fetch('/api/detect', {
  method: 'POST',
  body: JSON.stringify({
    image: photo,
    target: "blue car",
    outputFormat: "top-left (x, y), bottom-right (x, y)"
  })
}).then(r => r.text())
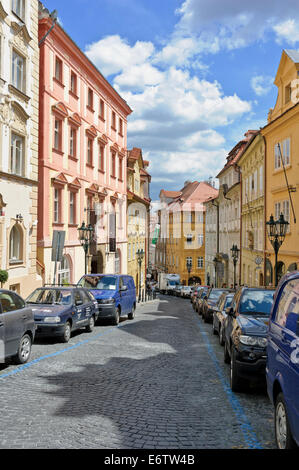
top-left (26, 286), bottom-right (99, 343)
top-left (78, 274), bottom-right (136, 325)
top-left (267, 272), bottom-right (299, 449)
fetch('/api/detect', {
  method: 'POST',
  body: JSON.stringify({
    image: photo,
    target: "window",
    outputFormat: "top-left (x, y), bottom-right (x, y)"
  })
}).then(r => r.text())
top-left (119, 118), bottom-right (123, 136)
top-left (9, 225), bottom-right (22, 263)
top-left (54, 188), bottom-right (61, 223)
top-left (275, 144), bottom-right (281, 169)
top-left (275, 139), bottom-right (290, 169)
top-left (12, 50), bottom-right (25, 92)
top-left (54, 119), bottom-right (62, 151)
top-left (186, 257), bottom-right (192, 267)
top-left (118, 157), bottom-right (123, 180)
top-left (69, 192), bottom-right (76, 225)
top-left (197, 257), bottom-right (204, 269)
top-left (99, 99), bottom-right (105, 119)
top-left (69, 128), bottom-right (76, 157)
top-left (0, 291), bottom-right (25, 312)
top-left (198, 234), bottom-right (204, 246)
top-left (285, 84), bottom-right (292, 104)
top-left (87, 139), bottom-right (93, 166)
top-left (12, 0), bottom-right (25, 20)
top-left (70, 72), bottom-right (77, 95)
top-left (58, 256), bottom-right (70, 285)
top-left (282, 138), bottom-right (290, 166)
top-left (198, 212), bottom-right (204, 223)
top-left (111, 111), bottom-right (116, 129)
top-left (186, 234), bottom-right (193, 244)
top-left (111, 151), bottom-right (116, 177)
top-left (99, 144), bottom-right (105, 171)
top-left (259, 166), bottom-right (263, 195)
top-left (87, 88), bottom-right (93, 109)
top-left (11, 133), bottom-right (24, 176)
top-left (55, 57), bottom-right (63, 82)
top-left (275, 278), bottom-right (299, 332)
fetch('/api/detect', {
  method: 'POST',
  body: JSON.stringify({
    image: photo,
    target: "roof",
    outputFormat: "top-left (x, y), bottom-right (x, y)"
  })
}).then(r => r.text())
top-left (166, 181), bottom-right (218, 211)
top-left (160, 190), bottom-right (182, 199)
top-left (128, 148), bottom-right (142, 160)
top-left (217, 130), bottom-right (259, 178)
top-left (285, 49), bottom-right (299, 63)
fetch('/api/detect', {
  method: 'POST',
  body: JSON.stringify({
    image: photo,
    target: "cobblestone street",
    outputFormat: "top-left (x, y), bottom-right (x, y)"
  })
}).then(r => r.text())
top-left (0, 295), bottom-right (275, 449)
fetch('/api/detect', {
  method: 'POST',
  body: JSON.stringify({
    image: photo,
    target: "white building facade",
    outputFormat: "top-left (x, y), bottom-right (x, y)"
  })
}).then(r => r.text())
top-left (0, 0), bottom-right (41, 296)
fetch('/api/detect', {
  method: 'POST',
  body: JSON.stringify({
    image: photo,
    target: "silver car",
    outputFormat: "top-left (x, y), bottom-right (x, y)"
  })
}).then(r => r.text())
top-left (0, 290), bottom-right (35, 365)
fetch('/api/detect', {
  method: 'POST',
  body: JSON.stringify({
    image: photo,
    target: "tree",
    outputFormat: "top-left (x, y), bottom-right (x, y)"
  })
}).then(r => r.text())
top-left (0, 270), bottom-right (8, 288)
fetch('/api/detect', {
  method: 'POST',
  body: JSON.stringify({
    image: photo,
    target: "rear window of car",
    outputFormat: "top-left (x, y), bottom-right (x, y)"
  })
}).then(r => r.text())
top-left (239, 289), bottom-right (275, 315)
top-left (208, 290), bottom-right (225, 301)
top-left (79, 276), bottom-right (117, 290)
top-left (275, 278), bottom-right (299, 333)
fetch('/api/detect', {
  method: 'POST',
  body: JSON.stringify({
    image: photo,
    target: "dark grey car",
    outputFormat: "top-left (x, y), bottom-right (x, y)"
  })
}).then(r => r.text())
top-left (0, 289), bottom-right (35, 364)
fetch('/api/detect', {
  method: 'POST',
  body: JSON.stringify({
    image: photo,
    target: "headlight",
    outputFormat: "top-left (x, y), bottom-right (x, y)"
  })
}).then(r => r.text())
top-left (44, 316), bottom-right (61, 324)
top-left (240, 335), bottom-right (267, 348)
top-left (99, 298), bottom-right (115, 305)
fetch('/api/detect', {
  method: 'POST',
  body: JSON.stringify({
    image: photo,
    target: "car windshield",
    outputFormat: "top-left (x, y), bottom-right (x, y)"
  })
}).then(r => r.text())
top-left (27, 289), bottom-right (72, 305)
top-left (79, 276), bottom-right (117, 290)
top-left (209, 290), bottom-right (225, 302)
top-left (224, 296), bottom-right (234, 309)
top-left (239, 290), bottom-right (275, 315)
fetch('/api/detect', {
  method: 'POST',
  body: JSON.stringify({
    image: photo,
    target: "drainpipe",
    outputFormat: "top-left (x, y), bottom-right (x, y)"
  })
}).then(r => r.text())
top-left (262, 134), bottom-right (267, 286)
top-left (235, 164), bottom-right (242, 287)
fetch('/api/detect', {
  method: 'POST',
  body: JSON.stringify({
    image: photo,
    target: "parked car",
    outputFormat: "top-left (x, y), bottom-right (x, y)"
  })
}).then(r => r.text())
top-left (191, 286), bottom-right (202, 306)
top-left (212, 292), bottom-right (235, 345)
top-left (78, 274), bottom-right (136, 325)
top-left (195, 287), bottom-right (210, 314)
top-left (202, 288), bottom-right (234, 323)
top-left (180, 286), bottom-right (193, 298)
top-left (223, 287), bottom-right (275, 392)
top-left (0, 289), bottom-right (35, 364)
top-left (266, 272), bottom-right (299, 449)
top-left (26, 286), bottom-right (99, 343)
top-left (174, 285), bottom-right (184, 297)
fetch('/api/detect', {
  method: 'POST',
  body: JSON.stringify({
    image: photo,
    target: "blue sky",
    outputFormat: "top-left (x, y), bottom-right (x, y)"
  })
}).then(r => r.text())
top-left (43, 0), bottom-right (299, 202)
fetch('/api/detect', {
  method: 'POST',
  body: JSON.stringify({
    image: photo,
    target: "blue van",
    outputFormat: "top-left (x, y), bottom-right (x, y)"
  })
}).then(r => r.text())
top-left (78, 274), bottom-right (136, 325)
top-left (267, 271), bottom-right (299, 449)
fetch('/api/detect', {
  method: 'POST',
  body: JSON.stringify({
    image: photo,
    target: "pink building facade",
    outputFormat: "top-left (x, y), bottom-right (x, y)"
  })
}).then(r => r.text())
top-left (37, 6), bottom-right (132, 284)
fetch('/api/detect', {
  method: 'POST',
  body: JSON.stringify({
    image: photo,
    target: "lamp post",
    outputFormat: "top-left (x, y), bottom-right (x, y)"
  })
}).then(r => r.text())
top-left (213, 256), bottom-right (218, 287)
top-left (231, 244), bottom-right (240, 289)
top-left (186, 259), bottom-right (192, 286)
top-left (78, 222), bottom-right (94, 275)
top-left (266, 213), bottom-right (289, 287)
top-left (137, 249), bottom-right (145, 302)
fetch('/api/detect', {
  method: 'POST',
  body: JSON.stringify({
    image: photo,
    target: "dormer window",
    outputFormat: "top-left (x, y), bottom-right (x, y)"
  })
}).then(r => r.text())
top-left (12, 0), bottom-right (25, 21)
top-left (285, 83), bottom-right (292, 104)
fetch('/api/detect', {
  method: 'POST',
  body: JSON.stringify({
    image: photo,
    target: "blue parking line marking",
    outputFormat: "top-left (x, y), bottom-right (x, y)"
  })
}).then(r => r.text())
top-left (194, 314), bottom-right (263, 449)
top-left (0, 323), bottom-right (127, 380)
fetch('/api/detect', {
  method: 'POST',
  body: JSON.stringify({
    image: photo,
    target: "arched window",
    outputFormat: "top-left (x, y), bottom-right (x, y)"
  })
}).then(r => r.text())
top-left (9, 225), bottom-right (23, 263)
top-left (58, 256), bottom-right (70, 285)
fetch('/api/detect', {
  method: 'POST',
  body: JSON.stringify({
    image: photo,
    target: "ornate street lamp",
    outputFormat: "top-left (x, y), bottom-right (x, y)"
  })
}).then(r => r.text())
top-left (231, 244), bottom-right (240, 289)
top-left (266, 213), bottom-right (289, 287)
top-left (213, 256), bottom-right (218, 288)
top-left (137, 249), bottom-right (145, 302)
top-left (186, 259), bottom-right (192, 286)
top-left (78, 222), bottom-right (94, 275)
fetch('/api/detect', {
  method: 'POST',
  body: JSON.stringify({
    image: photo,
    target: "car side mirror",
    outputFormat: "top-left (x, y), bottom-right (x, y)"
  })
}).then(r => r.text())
top-left (226, 307), bottom-right (234, 316)
top-left (120, 286), bottom-right (128, 292)
top-left (76, 300), bottom-right (83, 306)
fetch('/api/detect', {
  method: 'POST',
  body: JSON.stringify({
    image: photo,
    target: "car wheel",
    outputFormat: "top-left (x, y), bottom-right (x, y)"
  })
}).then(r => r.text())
top-left (230, 348), bottom-right (245, 392)
top-left (224, 339), bottom-right (230, 364)
top-left (86, 315), bottom-right (95, 333)
top-left (14, 334), bottom-right (32, 364)
top-left (61, 322), bottom-right (71, 343)
top-left (275, 393), bottom-right (297, 449)
top-left (112, 308), bottom-right (120, 325)
top-left (128, 303), bottom-right (136, 320)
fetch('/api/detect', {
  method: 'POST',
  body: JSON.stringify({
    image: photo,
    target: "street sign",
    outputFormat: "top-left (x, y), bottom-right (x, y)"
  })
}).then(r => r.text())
top-left (51, 230), bottom-right (65, 262)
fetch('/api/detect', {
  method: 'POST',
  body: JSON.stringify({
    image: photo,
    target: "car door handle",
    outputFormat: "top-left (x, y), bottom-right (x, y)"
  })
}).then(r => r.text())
top-left (22, 315), bottom-right (28, 320)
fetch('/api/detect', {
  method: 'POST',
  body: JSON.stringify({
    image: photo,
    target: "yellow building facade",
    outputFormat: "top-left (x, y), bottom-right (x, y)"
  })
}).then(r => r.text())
top-left (238, 133), bottom-right (265, 286)
top-left (127, 148), bottom-right (151, 296)
top-left (262, 50), bottom-right (299, 284)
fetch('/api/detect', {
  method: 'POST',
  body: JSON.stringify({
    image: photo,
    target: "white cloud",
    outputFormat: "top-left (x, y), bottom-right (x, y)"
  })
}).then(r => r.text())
top-left (251, 75), bottom-right (274, 96)
top-left (273, 20), bottom-right (299, 44)
top-left (176, 0), bottom-right (299, 51)
top-left (85, 35), bottom-right (155, 76)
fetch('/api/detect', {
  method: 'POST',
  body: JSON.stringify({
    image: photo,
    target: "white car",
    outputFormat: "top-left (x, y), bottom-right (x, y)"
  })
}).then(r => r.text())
top-left (180, 286), bottom-right (193, 298)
